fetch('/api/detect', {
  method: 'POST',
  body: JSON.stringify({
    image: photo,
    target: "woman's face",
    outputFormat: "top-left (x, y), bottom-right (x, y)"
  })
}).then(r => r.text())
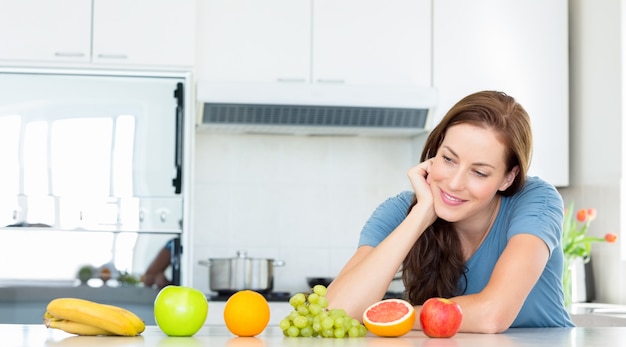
top-left (428, 123), bottom-right (517, 224)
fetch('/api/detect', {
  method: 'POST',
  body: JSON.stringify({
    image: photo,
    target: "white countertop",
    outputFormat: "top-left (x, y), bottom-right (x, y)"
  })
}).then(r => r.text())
top-left (571, 302), bottom-right (626, 318)
top-left (5, 324), bottom-right (626, 347)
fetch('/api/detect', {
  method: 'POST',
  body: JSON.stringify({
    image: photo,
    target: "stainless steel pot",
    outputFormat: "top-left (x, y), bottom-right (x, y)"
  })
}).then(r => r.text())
top-left (198, 250), bottom-right (285, 294)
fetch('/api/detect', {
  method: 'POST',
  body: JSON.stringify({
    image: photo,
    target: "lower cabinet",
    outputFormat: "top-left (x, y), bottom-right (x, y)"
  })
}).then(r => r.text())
top-left (0, 286), bottom-right (159, 325)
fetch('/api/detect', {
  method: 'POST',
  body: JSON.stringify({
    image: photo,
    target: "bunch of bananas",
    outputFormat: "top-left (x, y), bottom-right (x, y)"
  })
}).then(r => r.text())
top-left (44, 298), bottom-right (145, 336)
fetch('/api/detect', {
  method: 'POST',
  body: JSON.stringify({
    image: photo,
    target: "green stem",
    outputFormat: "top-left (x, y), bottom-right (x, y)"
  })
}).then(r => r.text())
top-left (562, 257), bottom-right (572, 309)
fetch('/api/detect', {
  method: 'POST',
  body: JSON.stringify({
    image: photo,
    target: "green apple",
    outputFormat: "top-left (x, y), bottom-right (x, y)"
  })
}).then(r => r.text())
top-left (154, 285), bottom-right (209, 337)
top-left (420, 297), bottom-right (463, 338)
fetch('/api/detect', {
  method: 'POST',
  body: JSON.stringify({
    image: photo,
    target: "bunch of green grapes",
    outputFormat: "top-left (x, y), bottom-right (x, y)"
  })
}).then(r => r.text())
top-left (279, 284), bottom-right (368, 338)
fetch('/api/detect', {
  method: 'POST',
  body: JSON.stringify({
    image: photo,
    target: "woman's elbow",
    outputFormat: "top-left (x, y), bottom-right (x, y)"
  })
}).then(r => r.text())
top-left (472, 312), bottom-right (514, 334)
top-left (478, 322), bottom-right (510, 334)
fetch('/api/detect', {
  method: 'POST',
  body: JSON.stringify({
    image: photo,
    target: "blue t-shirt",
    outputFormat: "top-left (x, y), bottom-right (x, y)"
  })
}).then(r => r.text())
top-left (358, 176), bottom-right (574, 328)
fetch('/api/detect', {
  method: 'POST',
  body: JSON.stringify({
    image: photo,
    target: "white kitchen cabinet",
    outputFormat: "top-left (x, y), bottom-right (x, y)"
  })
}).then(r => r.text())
top-left (199, 0), bottom-right (311, 83)
top-left (0, 0), bottom-right (195, 68)
top-left (433, 0), bottom-right (569, 187)
top-left (92, 0), bottom-right (195, 67)
top-left (198, 0), bottom-right (431, 88)
top-left (0, 0), bottom-right (92, 63)
top-left (312, 0), bottom-right (431, 87)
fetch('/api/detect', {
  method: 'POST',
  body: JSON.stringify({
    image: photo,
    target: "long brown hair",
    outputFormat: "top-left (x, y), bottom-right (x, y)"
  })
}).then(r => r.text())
top-left (402, 91), bottom-right (533, 304)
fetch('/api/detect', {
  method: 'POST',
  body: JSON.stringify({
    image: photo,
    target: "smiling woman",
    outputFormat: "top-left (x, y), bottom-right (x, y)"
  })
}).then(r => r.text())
top-left (326, 90), bottom-right (574, 333)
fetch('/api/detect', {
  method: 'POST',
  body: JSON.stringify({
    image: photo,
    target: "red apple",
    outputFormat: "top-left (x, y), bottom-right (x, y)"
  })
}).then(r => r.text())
top-left (420, 297), bottom-right (463, 338)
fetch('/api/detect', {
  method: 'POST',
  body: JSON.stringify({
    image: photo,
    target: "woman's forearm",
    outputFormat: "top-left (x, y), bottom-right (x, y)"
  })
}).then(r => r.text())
top-left (326, 206), bottom-right (432, 319)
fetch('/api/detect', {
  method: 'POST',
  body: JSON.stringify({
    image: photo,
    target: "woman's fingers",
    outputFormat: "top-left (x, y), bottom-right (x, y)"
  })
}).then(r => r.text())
top-left (408, 159), bottom-right (433, 193)
top-left (408, 159), bottom-right (437, 223)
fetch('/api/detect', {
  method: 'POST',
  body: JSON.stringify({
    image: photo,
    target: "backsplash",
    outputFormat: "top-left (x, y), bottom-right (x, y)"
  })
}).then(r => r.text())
top-left (191, 132), bottom-right (424, 295)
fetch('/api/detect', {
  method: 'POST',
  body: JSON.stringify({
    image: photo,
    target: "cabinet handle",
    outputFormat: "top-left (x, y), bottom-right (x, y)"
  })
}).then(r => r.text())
top-left (54, 52), bottom-right (86, 58)
top-left (316, 79), bottom-right (345, 84)
top-left (277, 78), bottom-right (307, 83)
top-left (96, 54), bottom-right (128, 60)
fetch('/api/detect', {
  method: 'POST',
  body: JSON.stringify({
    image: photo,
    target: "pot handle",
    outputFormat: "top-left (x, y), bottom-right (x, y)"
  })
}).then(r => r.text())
top-left (273, 260), bottom-right (286, 267)
top-left (198, 260), bottom-right (211, 267)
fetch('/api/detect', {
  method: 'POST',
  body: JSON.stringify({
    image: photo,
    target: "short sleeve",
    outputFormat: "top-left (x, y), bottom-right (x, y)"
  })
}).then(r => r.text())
top-left (507, 177), bottom-right (564, 255)
top-left (358, 191), bottom-right (414, 247)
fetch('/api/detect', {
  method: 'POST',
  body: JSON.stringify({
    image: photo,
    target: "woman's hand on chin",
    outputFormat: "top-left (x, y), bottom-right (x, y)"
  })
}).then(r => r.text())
top-left (408, 159), bottom-right (437, 223)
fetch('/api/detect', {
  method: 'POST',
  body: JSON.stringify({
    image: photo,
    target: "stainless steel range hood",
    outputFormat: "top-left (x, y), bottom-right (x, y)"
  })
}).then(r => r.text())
top-left (196, 81), bottom-right (438, 136)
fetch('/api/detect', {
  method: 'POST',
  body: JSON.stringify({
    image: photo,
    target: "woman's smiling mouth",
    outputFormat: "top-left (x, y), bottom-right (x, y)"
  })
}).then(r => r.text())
top-left (440, 189), bottom-right (465, 206)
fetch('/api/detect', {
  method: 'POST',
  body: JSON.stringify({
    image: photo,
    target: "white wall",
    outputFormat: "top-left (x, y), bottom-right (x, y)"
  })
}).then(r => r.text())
top-left (188, 0), bottom-right (626, 304)
top-left (190, 132), bottom-right (425, 295)
top-left (558, 0), bottom-right (625, 304)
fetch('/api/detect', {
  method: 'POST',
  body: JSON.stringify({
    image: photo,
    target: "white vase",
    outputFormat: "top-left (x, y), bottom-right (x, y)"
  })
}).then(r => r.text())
top-left (570, 257), bottom-right (588, 303)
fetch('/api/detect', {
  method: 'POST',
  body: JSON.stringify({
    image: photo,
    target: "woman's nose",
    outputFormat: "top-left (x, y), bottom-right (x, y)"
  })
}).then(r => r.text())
top-left (448, 168), bottom-right (465, 190)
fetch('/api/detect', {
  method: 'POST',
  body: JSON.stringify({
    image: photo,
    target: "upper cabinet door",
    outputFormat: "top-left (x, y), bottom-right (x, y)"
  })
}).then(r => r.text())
top-left (433, 0), bottom-right (569, 186)
top-left (0, 0), bottom-right (91, 63)
top-left (92, 0), bottom-right (196, 67)
top-left (312, 0), bottom-right (431, 87)
top-left (197, 0), bottom-right (311, 83)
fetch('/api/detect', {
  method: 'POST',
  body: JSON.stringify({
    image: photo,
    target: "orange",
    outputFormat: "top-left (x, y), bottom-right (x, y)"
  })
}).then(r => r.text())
top-left (363, 299), bottom-right (416, 337)
top-left (223, 290), bottom-right (270, 337)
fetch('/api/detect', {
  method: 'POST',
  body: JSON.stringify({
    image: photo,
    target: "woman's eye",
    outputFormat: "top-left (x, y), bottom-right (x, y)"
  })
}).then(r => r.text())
top-left (473, 170), bottom-right (488, 178)
top-left (442, 155), bottom-right (453, 163)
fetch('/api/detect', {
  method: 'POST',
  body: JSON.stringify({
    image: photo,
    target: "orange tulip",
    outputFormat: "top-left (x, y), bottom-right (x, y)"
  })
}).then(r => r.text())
top-left (586, 208), bottom-right (597, 222)
top-left (563, 202), bottom-right (615, 261)
top-left (576, 209), bottom-right (587, 222)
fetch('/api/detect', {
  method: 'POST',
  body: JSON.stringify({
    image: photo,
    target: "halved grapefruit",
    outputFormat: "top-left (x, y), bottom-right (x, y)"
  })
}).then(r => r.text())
top-left (363, 299), bottom-right (416, 337)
